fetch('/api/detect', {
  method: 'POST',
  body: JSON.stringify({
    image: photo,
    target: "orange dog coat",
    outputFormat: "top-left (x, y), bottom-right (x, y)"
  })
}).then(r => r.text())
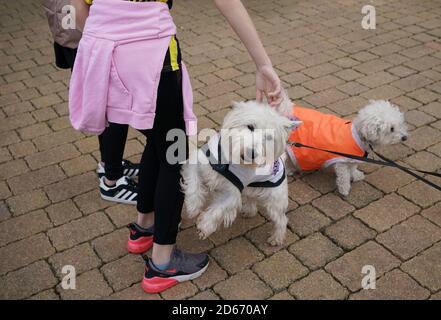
top-left (287, 105), bottom-right (367, 171)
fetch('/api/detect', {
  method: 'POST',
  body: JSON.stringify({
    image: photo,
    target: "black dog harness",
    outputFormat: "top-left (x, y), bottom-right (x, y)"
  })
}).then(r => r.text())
top-left (201, 135), bottom-right (286, 192)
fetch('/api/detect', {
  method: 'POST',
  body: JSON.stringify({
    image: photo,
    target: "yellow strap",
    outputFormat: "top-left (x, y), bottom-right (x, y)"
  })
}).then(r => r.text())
top-left (169, 36), bottom-right (179, 71)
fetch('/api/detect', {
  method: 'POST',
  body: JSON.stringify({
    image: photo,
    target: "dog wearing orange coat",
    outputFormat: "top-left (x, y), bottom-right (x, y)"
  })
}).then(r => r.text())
top-left (276, 93), bottom-right (408, 196)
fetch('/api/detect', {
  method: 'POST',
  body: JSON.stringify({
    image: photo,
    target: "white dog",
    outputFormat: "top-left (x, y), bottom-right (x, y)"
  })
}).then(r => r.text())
top-left (181, 101), bottom-right (301, 245)
top-left (277, 96), bottom-right (408, 196)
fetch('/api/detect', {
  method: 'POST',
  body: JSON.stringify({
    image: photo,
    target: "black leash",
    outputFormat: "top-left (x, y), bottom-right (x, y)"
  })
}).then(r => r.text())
top-left (288, 141), bottom-right (441, 191)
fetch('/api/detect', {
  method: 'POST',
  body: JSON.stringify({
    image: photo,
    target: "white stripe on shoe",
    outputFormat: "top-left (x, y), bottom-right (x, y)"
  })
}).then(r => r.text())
top-left (127, 192), bottom-right (137, 202)
top-left (115, 189), bottom-right (127, 199)
top-left (100, 194), bottom-right (137, 205)
top-left (122, 191), bottom-right (133, 200)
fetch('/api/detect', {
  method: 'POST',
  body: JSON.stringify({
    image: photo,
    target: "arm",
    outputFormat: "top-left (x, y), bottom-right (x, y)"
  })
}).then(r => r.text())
top-left (71, 0), bottom-right (90, 32)
top-left (213, 0), bottom-right (282, 105)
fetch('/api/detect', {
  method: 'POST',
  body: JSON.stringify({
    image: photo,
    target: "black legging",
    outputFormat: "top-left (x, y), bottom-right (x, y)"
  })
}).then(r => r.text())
top-left (98, 123), bottom-right (128, 180)
top-left (137, 70), bottom-right (186, 245)
top-left (100, 71), bottom-right (185, 244)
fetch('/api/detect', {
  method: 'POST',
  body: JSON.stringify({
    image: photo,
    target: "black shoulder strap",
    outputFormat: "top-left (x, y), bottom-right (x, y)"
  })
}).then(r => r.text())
top-left (201, 142), bottom-right (245, 192)
top-left (201, 140), bottom-right (287, 192)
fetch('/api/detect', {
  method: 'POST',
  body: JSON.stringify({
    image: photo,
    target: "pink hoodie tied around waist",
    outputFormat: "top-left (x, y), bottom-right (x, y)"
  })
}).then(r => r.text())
top-left (69, 0), bottom-right (197, 135)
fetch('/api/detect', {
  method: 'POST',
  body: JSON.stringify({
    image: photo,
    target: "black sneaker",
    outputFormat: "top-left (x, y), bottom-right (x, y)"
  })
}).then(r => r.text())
top-left (97, 160), bottom-right (139, 179)
top-left (127, 223), bottom-right (154, 254)
top-left (141, 248), bottom-right (209, 293)
top-left (99, 176), bottom-right (138, 205)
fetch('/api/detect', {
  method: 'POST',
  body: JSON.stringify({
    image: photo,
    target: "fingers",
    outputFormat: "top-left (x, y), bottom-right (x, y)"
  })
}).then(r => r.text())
top-left (267, 84), bottom-right (282, 106)
top-left (264, 70), bottom-right (282, 106)
top-left (256, 66), bottom-right (283, 106)
top-left (256, 89), bottom-right (263, 102)
top-left (267, 85), bottom-right (282, 99)
top-left (258, 87), bottom-right (283, 106)
top-left (269, 95), bottom-right (283, 107)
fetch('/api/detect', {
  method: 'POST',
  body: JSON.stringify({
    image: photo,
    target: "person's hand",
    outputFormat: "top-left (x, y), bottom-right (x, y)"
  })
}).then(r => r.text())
top-left (255, 65), bottom-right (283, 107)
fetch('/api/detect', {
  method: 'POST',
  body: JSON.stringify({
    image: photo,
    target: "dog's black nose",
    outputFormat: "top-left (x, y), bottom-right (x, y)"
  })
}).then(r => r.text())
top-left (401, 136), bottom-right (408, 141)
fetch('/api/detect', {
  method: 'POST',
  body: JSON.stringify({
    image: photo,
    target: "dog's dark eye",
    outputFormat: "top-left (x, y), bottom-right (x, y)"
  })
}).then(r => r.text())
top-left (391, 127), bottom-right (395, 132)
top-left (247, 125), bottom-right (255, 132)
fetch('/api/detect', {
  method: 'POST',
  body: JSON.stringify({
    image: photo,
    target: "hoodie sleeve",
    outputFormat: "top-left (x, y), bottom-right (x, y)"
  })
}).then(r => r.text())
top-left (69, 36), bottom-right (113, 134)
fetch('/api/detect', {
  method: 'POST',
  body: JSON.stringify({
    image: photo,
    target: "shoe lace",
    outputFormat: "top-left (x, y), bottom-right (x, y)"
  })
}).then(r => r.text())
top-left (124, 177), bottom-right (137, 188)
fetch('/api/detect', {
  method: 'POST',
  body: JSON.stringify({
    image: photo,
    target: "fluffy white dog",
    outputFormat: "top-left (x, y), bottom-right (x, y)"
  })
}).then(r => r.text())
top-left (277, 96), bottom-right (408, 196)
top-left (181, 101), bottom-right (301, 245)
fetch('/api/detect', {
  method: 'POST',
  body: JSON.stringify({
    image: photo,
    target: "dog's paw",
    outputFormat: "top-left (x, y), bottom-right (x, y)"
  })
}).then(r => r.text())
top-left (196, 216), bottom-right (216, 240)
top-left (351, 169), bottom-right (365, 182)
top-left (197, 228), bottom-right (209, 240)
top-left (223, 211), bottom-right (237, 228)
top-left (338, 188), bottom-right (350, 197)
top-left (267, 234), bottom-right (284, 247)
top-left (197, 224), bottom-right (214, 240)
top-left (242, 206), bottom-right (257, 218)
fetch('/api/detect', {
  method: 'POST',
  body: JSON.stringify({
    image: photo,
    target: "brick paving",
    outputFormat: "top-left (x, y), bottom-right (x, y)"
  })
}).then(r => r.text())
top-left (1, 0), bottom-right (441, 300)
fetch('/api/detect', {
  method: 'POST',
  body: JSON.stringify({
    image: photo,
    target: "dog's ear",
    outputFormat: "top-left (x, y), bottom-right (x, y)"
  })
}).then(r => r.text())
top-left (280, 117), bottom-right (302, 133)
top-left (289, 120), bottom-right (302, 130)
top-left (232, 101), bottom-right (247, 109)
